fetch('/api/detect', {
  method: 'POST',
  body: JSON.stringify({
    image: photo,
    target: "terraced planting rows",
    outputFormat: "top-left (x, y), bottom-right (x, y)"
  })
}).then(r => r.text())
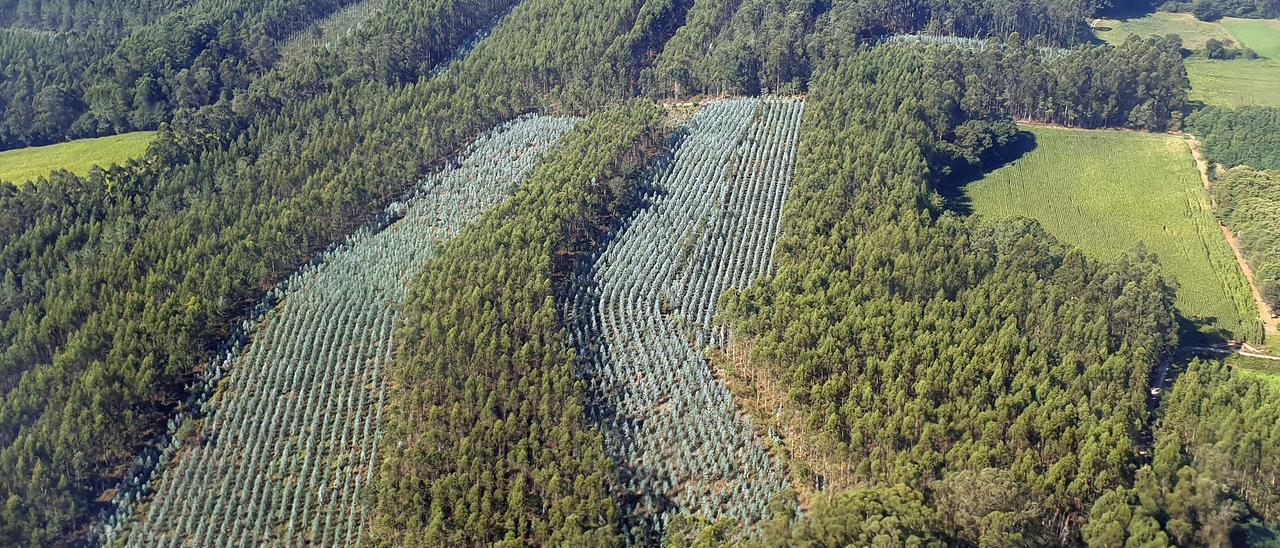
top-left (564, 98), bottom-right (804, 540)
top-left (102, 116), bottom-right (577, 546)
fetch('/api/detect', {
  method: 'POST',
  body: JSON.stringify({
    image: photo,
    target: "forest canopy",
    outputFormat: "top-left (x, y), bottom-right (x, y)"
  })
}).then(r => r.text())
top-left (1, 0), bottom-right (1277, 544)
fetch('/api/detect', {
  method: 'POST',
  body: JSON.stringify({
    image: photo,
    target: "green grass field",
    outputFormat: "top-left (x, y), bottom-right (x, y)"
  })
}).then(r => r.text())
top-left (966, 126), bottom-right (1261, 342)
top-left (0, 131), bottom-right (156, 185)
top-left (1094, 12), bottom-right (1238, 50)
top-left (1093, 14), bottom-right (1280, 108)
top-left (1185, 57), bottom-right (1280, 107)
top-left (1221, 17), bottom-right (1280, 60)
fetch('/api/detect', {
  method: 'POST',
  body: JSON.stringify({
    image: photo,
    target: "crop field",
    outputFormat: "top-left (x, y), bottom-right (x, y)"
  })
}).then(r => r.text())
top-left (0, 131), bottom-right (155, 184)
top-left (1221, 17), bottom-right (1280, 60)
top-left (1094, 12), bottom-right (1238, 50)
top-left (564, 98), bottom-right (803, 540)
top-left (966, 126), bottom-right (1261, 343)
top-left (101, 117), bottom-right (576, 545)
top-left (1193, 18), bottom-right (1280, 107)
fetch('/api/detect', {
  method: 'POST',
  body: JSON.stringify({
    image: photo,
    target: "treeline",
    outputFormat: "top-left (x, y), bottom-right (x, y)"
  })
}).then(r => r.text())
top-left (1211, 167), bottom-right (1280, 313)
top-left (643, 0), bottom-right (1099, 97)
top-left (0, 0), bottom-right (186, 32)
top-left (937, 35), bottom-right (1189, 131)
top-left (1085, 359), bottom-right (1280, 545)
top-left (1161, 0), bottom-right (1280, 20)
top-left (371, 102), bottom-right (665, 546)
top-left (650, 24), bottom-right (1187, 132)
top-left (812, 0), bottom-right (1096, 49)
top-left (1187, 106), bottom-right (1280, 170)
top-left (0, 0), bottom-right (622, 541)
top-left (718, 45), bottom-right (1180, 543)
top-left (0, 0), bottom-right (359, 149)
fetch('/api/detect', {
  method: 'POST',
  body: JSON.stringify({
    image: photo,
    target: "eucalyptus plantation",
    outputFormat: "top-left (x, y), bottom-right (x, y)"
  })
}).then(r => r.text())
top-left (564, 98), bottom-right (804, 541)
top-left (105, 116), bottom-right (577, 546)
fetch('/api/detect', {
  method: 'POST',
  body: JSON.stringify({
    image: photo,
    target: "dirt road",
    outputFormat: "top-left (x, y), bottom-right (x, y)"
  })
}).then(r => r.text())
top-left (1185, 136), bottom-right (1280, 342)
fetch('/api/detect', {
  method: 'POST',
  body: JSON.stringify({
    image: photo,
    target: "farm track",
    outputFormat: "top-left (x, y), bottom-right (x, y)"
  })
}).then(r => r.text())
top-left (1186, 136), bottom-right (1280, 343)
top-left (105, 117), bottom-right (576, 546)
top-left (565, 98), bottom-right (804, 541)
top-left (1147, 137), bottom-right (1280, 395)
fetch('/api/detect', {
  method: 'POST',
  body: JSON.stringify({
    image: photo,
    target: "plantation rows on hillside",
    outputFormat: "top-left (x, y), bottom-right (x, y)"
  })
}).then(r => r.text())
top-left (1, 0), bottom-right (645, 540)
top-left (370, 103), bottom-right (667, 546)
top-left (107, 117), bottom-right (575, 545)
top-left (564, 98), bottom-right (803, 541)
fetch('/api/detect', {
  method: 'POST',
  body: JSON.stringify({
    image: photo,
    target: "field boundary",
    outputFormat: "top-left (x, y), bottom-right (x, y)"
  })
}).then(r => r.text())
top-left (1186, 136), bottom-right (1280, 343)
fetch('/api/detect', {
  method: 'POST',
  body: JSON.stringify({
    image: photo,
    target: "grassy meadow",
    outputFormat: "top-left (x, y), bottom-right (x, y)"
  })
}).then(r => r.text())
top-left (1094, 12), bottom-right (1239, 49)
top-left (1185, 57), bottom-right (1280, 107)
top-left (1094, 13), bottom-right (1280, 108)
top-left (966, 126), bottom-right (1261, 343)
top-left (0, 131), bottom-right (156, 185)
top-left (1221, 17), bottom-right (1280, 60)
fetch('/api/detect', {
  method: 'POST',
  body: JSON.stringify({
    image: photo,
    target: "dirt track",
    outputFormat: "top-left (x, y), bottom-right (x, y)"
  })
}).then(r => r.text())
top-left (1185, 136), bottom-right (1280, 342)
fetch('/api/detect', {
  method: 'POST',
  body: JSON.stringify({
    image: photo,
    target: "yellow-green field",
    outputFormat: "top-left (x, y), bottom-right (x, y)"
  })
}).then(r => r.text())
top-left (0, 131), bottom-right (156, 185)
top-left (1221, 17), bottom-right (1280, 60)
top-left (1094, 12), bottom-right (1239, 49)
top-left (1094, 14), bottom-right (1280, 107)
top-left (1185, 57), bottom-right (1280, 107)
top-left (967, 126), bottom-right (1261, 342)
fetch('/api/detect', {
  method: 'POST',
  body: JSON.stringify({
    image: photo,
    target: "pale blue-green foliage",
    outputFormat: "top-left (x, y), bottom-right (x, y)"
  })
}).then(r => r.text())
top-left (564, 98), bottom-right (804, 542)
top-left (97, 116), bottom-right (577, 547)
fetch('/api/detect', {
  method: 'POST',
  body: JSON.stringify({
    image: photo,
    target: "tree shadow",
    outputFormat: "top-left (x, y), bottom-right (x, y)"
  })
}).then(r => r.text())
top-left (1233, 518), bottom-right (1280, 547)
top-left (939, 130), bottom-right (1038, 216)
top-left (1177, 312), bottom-right (1233, 347)
top-left (1097, 0), bottom-right (1159, 20)
top-left (1086, 1), bottom-right (1160, 46)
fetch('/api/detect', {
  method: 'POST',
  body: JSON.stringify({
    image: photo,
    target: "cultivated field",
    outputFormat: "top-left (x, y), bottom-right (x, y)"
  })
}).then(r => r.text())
top-left (966, 126), bottom-right (1261, 343)
top-left (1196, 17), bottom-right (1280, 107)
top-left (101, 117), bottom-right (576, 545)
top-left (1230, 353), bottom-right (1280, 387)
top-left (0, 131), bottom-right (155, 184)
top-left (564, 98), bottom-right (803, 540)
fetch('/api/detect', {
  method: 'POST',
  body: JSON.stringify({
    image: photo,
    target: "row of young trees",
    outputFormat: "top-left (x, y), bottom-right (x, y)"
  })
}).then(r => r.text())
top-left (370, 102), bottom-right (667, 546)
top-left (0, 0), bottom-right (625, 541)
top-left (0, 0), bottom-right (1261, 544)
top-left (112, 115), bottom-right (577, 546)
top-left (563, 99), bottom-right (803, 542)
top-left (717, 45), bottom-right (1182, 544)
